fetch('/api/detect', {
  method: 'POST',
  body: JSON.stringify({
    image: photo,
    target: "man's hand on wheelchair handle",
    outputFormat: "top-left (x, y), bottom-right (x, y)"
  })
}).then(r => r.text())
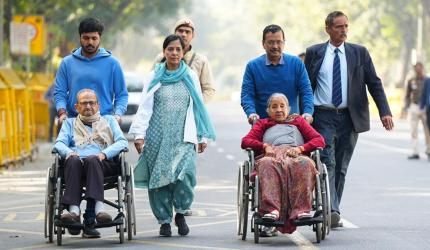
top-left (114, 114), bottom-right (121, 124)
top-left (248, 113), bottom-right (259, 125)
top-left (302, 113), bottom-right (313, 124)
top-left (57, 108), bottom-right (68, 125)
top-left (134, 139), bottom-right (145, 154)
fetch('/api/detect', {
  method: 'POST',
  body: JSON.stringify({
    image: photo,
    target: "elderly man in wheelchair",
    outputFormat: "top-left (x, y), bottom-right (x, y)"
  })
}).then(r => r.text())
top-left (53, 89), bottom-right (128, 238)
top-left (240, 93), bottom-right (326, 239)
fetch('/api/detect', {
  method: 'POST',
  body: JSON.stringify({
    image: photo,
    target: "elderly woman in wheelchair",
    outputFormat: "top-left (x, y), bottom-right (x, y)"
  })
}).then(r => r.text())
top-left (52, 89), bottom-right (128, 239)
top-left (241, 93), bottom-right (325, 235)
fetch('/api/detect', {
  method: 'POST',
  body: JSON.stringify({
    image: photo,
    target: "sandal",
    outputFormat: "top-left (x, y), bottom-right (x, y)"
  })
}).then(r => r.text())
top-left (262, 210), bottom-right (279, 222)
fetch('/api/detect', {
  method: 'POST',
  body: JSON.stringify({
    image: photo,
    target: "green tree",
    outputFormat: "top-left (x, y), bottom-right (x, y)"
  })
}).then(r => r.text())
top-left (5, 0), bottom-right (189, 71)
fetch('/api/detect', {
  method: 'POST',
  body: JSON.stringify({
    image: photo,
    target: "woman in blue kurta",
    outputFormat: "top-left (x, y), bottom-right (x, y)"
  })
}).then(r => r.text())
top-left (129, 35), bottom-right (216, 237)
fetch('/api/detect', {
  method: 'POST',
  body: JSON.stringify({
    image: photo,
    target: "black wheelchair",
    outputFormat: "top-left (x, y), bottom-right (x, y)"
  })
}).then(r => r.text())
top-left (237, 147), bottom-right (331, 243)
top-left (44, 148), bottom-right (136, 245)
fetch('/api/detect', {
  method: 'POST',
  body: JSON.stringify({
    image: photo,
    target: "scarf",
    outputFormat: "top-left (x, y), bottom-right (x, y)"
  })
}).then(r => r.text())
top-left (74, 112), bottom-right (114, 148)
top-left (149, 60), bottom-right (216, 140)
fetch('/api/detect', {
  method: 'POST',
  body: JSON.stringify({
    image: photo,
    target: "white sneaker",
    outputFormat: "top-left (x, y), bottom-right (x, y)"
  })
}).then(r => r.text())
top-left (259, 226), bottom-right (278, 237)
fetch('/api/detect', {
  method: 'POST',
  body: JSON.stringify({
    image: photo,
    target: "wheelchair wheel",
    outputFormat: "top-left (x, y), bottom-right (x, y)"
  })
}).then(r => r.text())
top-left (55, 177), bottom-right (63, 246)
top-left (126, 193), bottom-right (133, 240)
top-left (124, 162), bottom-right (135, 241)
top-left (252, 213), bottom-right (260, 244)
top-left (56, 226), bottom-right (62, 246)
top-left (236, 164), bottom-right (243, 236)
top-left (314, 171), bottom-right (323, 243)
top-left (130, 167), bottom-right (137, 236)
top-left (241, 161), bottom-right (250, 240)
top-left (117, 176), bottom-right (125, 244)
top-left (44, 167), bottom-right (54, 243)
top-left (315, 222), bottom-right (322, 243)
top-left (322, 163), bottom-right (331, 237)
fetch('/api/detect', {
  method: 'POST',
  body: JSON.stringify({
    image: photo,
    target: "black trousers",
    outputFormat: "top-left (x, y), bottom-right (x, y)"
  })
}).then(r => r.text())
top-left (61, 155), bottom-right (118, 206)
top-left (312, 108), bottom-right (359, 213)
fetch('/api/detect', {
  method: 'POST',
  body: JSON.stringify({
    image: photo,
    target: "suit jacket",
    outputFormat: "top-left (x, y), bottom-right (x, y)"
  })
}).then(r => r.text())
top-left (419, 77), bottom-right (430, 109)
top-left (305, 42), bottom-right (392, 133)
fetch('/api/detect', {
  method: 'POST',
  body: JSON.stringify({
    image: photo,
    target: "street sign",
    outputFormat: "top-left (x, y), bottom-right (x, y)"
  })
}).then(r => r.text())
top-left (10, 15), bottom-right (45, 56)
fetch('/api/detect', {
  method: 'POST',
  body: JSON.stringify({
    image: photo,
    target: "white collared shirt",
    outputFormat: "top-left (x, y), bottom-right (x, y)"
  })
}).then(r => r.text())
top-left (314, 42), bottom-right (348, 108)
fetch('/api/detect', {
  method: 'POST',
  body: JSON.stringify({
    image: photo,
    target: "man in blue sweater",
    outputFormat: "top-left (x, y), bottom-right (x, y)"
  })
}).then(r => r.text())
top-left (54, 17), bottom-right (128, 124)
top-left (54, 89), bottom-right (128, 238)
top-left (241, 24), bottom-right (313, 124)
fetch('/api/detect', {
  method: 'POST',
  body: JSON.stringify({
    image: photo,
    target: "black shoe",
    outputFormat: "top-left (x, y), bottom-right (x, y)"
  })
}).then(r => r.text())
top-left (331, 211), bottom-right (342, 228)
top-left (82, 227), bottom-right (100, 238)
top-left (175, 213), bottom-right (190, 236)
top-left (408, 154), bottom-right (420, 160)
top-left (82, 216), bottom-right (100, 238)
top-left (159, 223), bottom-right (172, 237)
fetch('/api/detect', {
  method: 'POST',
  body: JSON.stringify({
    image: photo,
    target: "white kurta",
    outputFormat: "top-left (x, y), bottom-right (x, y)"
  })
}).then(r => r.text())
top-left (128, 69), bottom-right (206, 145)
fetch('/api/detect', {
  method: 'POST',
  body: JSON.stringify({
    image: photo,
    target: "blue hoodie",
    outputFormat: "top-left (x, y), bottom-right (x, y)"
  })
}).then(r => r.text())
top-left (54, 47), bottom-right (128, 117)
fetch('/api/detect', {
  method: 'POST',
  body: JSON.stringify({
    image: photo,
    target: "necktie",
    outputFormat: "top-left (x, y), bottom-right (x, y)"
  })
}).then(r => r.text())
top-left (332, 48), bottom-right (342, 107)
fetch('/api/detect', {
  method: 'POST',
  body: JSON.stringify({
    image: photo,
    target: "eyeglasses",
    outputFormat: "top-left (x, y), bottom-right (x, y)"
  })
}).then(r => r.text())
top-left (78, 101), bottom-right (98, 107)
top-left (265, 40), bottom-right (285, 46)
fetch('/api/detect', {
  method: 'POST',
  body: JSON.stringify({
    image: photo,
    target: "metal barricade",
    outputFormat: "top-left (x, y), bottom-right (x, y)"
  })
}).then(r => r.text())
top-left (0, 68), bottom-right (35, 163)
top-left (22, 72), bottom-right (52, 142)
top-left (0, 78), bottom-right (14, 167)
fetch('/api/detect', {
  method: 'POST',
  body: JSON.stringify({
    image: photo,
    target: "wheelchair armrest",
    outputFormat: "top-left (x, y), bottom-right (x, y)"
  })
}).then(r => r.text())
top-left (120, 147), bottom-right (129, 153)
top-left (51, 148), bottom-right (59, 154)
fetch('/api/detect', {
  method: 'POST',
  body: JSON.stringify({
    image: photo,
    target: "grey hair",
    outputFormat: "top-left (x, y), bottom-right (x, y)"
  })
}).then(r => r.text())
top-left (76, 88), bottom-right (98, 101)
top-left (325, 11), bottom-right (348, 27)
top-left (266, 93), bottom-right (289, 111)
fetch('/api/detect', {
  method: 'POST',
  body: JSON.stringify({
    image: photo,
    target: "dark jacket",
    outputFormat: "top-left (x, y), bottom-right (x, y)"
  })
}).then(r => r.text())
top-left (419, 77), bottom-right (430, 110)
top-left (305, 41), bottom-right (392, 133)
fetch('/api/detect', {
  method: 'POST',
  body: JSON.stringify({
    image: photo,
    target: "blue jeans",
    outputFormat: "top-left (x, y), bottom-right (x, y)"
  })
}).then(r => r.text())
top-left (312, 107), bottom-right (358, 213)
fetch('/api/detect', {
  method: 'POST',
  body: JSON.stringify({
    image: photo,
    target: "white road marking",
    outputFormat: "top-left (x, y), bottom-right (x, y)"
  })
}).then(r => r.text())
top-left (287, 231), bottom-right (318, 250)
top-left (360, 138), bottom-right (409, 154)
top-left (132, 239), bottom-right (239, 250)
top-left (192, 201), bottom-right (236, 208)
top-left (217, 148), bottom-right (225, 153)
top-left (192, 209), bottom-right (208, 217)
top-left (195, 185), bottom-right (236, 191)
top-left (4, 213), bottom-right (16, 222)
top-left (217, 211), bottom-right (236, 217)
top-left (35, 213), bottom-right (44, 221)
top-left (341, 218), bottom-right (359, 228)
top-left (226, 154), bottom-right (235, 160)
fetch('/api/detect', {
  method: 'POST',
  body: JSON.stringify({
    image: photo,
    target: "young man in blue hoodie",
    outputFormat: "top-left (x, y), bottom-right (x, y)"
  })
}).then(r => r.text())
top-left (54, 17), bottom-right (128, 124)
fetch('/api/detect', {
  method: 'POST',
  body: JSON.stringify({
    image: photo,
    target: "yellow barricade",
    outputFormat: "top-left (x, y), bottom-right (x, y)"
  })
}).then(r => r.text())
top-left (21, 72), bottom-right (53, 141)
top-left (0, 68), bottom-right (35, 163)
top-left (0, 78), bottom-right (14, 167)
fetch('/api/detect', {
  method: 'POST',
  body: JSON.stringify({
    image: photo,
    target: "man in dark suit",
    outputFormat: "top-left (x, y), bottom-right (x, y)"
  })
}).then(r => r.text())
top-left (305, 11), bottom-right (394, 228)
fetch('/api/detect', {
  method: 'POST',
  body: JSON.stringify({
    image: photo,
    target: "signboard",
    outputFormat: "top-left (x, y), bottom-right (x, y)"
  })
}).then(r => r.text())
top-left (10, 15), bottom-right (45, 56)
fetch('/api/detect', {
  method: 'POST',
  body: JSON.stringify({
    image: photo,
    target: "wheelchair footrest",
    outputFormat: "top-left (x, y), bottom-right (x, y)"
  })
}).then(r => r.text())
top-left (254, 217), bottom-right (285, 227)
top-left (293, 214), bottom-right (324, 226)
